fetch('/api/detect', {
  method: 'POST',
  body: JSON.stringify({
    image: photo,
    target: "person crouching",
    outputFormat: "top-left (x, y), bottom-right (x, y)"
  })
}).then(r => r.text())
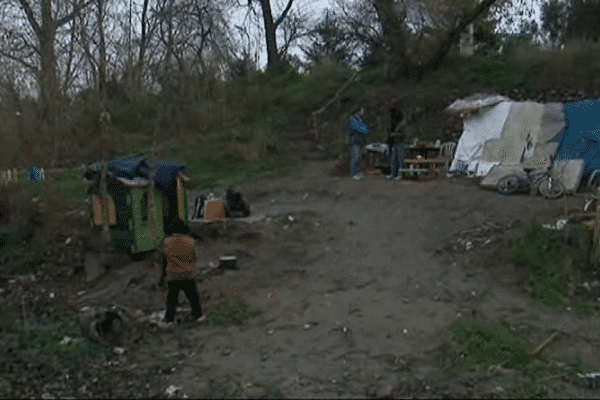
top-left (162, 219), bottom-right (205, 324)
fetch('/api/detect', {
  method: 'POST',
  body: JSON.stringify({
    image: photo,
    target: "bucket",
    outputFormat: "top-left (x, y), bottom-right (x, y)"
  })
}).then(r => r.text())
top-left (219, 255), bottom-right (237, 269)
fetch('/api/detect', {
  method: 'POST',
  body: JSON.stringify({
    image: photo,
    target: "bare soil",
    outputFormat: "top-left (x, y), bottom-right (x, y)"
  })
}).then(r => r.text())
top-left (4, 159), bottom-right (600, 398)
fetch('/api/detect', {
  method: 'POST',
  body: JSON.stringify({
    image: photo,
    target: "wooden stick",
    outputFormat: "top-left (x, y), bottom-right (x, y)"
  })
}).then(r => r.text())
top-left (531, 331), bottom-right (558, 356)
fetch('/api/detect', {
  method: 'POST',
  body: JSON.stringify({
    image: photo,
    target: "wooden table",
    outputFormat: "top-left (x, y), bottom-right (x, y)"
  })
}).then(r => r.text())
top-left (402, 145), bottom-right (445, 177)
top-left (401, 158), bottom-right (447, 177)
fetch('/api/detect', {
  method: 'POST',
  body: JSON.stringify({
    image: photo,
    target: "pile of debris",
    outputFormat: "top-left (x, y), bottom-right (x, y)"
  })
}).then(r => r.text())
top-left (441, 219), bottom-right (518, 253)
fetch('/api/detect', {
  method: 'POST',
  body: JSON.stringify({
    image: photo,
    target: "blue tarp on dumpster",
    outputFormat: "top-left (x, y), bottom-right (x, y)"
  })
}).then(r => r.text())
top-left (93, 156), bottom-right (186, 196)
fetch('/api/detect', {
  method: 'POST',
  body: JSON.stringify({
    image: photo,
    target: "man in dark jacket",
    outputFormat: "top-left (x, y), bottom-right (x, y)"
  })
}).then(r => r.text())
top-left (347, 107), bottom-right (370, 180)
top-left (161, 219), bottom-right (204, 324)
top-left (386, 108), bottom-right (406, 180)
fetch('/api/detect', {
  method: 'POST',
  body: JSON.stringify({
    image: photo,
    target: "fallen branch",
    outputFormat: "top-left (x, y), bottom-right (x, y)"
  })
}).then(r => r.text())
top-left (531, 331), bottom-right (558, 356)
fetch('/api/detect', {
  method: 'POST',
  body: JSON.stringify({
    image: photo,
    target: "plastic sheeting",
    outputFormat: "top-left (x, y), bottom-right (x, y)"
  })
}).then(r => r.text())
top-left (446, 93), bottom-right (510, 114)
top-left (450, 100), bottom-right (566, 178)
top-left (90, 156), bottom-right (187, 196)
top-left (449, 101), bottom-right (513, 175)
top-left (554, 100), bottom-right (600, 186)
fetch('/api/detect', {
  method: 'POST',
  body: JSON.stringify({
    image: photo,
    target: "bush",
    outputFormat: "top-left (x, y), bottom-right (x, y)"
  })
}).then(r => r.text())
top-left (510, 222), bottom-right (593, 305)
top-left (442, 319), bottom-right (531, 370)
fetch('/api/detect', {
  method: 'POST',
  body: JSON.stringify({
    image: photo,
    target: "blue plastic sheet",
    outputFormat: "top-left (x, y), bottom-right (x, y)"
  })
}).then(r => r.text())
top-left (554, 100), bottom-right (600, 186)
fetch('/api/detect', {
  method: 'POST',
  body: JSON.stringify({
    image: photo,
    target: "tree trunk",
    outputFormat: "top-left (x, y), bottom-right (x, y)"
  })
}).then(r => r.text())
top-left (258, 0), bottom-right (279, 70)
top-left (39, 0), bottom-right (61, 167)
top-left (98, 0), bottom-right (107, 97)
top-left (373, 0), bottom-right (412, 86)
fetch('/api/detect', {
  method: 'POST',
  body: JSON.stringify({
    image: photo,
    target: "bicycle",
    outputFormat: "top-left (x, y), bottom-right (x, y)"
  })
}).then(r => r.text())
top-left (496, 166), bottom-right (565, 199)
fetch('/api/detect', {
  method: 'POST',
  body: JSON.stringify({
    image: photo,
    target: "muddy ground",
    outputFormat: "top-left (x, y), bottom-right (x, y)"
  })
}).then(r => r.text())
top-left (4, 159), bottom-right (600, 398)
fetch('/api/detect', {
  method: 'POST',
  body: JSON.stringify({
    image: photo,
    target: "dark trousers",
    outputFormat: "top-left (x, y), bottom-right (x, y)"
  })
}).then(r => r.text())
top-left (389, 141), bottom-right (405, 177)
top-left (165, 279), bottom-right (202, 322)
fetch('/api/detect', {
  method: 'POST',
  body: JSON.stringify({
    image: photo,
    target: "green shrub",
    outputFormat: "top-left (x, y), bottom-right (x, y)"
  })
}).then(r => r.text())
top-left (510, 222), bottom-right (593, 306)
top-left (6, 320), bottom-right (106, 379)
top-left (444, 319), bottom-right (531, 370)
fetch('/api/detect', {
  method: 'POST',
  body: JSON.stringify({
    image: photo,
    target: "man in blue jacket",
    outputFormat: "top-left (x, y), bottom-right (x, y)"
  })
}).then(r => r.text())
top-left (347, 107), bottom-right (370, 180)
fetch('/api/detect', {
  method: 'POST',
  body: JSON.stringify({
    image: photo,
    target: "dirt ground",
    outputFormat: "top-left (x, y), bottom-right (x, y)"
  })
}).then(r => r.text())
top-left (6, 159), bottom-right (600, 398)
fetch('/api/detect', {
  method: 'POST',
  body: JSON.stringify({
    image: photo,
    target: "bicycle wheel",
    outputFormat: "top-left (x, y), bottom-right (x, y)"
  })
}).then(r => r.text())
top-left (497, 175), bottom-right (522, 195)
top-left (538, 175), bottom-right (565, 199)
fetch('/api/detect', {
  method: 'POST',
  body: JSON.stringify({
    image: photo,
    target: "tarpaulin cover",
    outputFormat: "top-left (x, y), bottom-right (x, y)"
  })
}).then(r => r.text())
top-left (554, 100), bottom-right (600, 186)
top-left (449, 99), bottom-right (566, 178)
top-left (102, 156), bottom-right (186, 196)
top-left (449, 101), bottom-right (513, 175)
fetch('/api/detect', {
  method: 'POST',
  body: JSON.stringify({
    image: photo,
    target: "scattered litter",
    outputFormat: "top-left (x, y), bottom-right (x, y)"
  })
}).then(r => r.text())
top-left (138, 310), bottom-right (166, 324)
top-left (49, 292), bottom-right (55, 299)
top-left (80, 306), bottom-right (90, 312)
top-left (578, 372), bottom-right (600, 388)
top-left (0, 288), bottom-right (4, 295)
top-left (315, 222), bottom-right (320, 227)
top-left (8, 280), bottom-right (15, 284)
top-left (303, 193), bottom-right (309, 200)
top-left (542, 219), bottom-right (568, 230)
top-left (165, 385), bottom-right (181, 397)
top-left (267, 293), bottom-right (273, 298)
top-left (403, 329), bottom-right (408, 334)
top-left (578, 372), bottom-right (600, 379)
top-left (59, 336), bottom-right (81, 345)
top-left (208, 261), bottom-right (218, 269)
top-left (443, 219), bottom-right (517, 252)
top-left (325, 247), bottom-right (330, 251)
top-left (331, 379), bottom-right (337, 383)
top-left (65, 237), bottom-right (72, 245)
top-left (113, 347), bottom-right (127, 355)
top-left (241, 380), bottom-right (253, 389)
top-left (304, 324), bottom-right (311, 330)
top-left (283, 225), bottom-right (289, 230)
top-left (268, 329), bottom-right (274, 335)
top-left (78, 290), bottom-right (86, 296)
top-left (567, 307), bottom-right (572, 311)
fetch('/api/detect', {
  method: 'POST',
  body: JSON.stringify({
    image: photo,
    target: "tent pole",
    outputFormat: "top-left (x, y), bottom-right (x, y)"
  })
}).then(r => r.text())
top-left (593, 188), bottom-right (600, 267)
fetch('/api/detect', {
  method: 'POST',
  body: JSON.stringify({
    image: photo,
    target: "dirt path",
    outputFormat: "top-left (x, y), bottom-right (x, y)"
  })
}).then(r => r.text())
top-left (118, 160), bottom-right (594, 398)
top-left (62, 159), bottom-right (600, 398)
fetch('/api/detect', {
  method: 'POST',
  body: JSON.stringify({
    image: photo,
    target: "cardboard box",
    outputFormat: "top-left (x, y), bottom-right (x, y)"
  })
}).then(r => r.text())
top-left (203, 200), bottom-right (228, 223)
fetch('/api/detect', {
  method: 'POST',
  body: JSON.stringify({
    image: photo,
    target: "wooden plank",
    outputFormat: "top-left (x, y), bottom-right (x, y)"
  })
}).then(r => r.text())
top-left (177, 177), bottom-right (184, 220)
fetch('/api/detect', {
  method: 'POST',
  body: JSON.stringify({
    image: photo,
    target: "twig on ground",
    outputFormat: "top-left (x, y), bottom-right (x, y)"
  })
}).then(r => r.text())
top-left (531, 331), bottom-right (559, 356)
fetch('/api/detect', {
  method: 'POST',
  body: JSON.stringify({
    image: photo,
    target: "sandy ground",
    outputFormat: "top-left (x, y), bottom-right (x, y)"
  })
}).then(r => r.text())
top-left (60, 160), bottom-right (600, 398)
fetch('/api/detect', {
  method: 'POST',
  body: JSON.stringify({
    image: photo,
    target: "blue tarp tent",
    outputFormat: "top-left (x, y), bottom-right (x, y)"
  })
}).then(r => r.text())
top-left (554, 100), bottom-right (600, 186)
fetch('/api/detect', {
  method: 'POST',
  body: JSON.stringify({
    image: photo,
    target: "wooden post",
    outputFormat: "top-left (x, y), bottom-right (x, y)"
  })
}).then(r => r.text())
top-left (593, 188), bottom-right (600, 266)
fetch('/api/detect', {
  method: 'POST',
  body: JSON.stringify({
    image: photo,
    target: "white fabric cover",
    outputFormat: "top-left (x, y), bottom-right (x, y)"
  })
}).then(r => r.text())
top-left (449, 101), bottom-right (513, 175)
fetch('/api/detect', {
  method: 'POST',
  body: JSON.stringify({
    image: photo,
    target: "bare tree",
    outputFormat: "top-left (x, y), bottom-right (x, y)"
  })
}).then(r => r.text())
top-left (335, 0), bottom-right (501, 84)
top-left (246, 0), bottom-right (296, 70)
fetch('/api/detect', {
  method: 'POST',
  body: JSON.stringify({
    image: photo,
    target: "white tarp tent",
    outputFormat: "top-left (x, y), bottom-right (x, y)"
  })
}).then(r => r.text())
top-left (447, 95), bottom-right (567, 181)
top-left (448, 100), bottom-right (514, 176)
